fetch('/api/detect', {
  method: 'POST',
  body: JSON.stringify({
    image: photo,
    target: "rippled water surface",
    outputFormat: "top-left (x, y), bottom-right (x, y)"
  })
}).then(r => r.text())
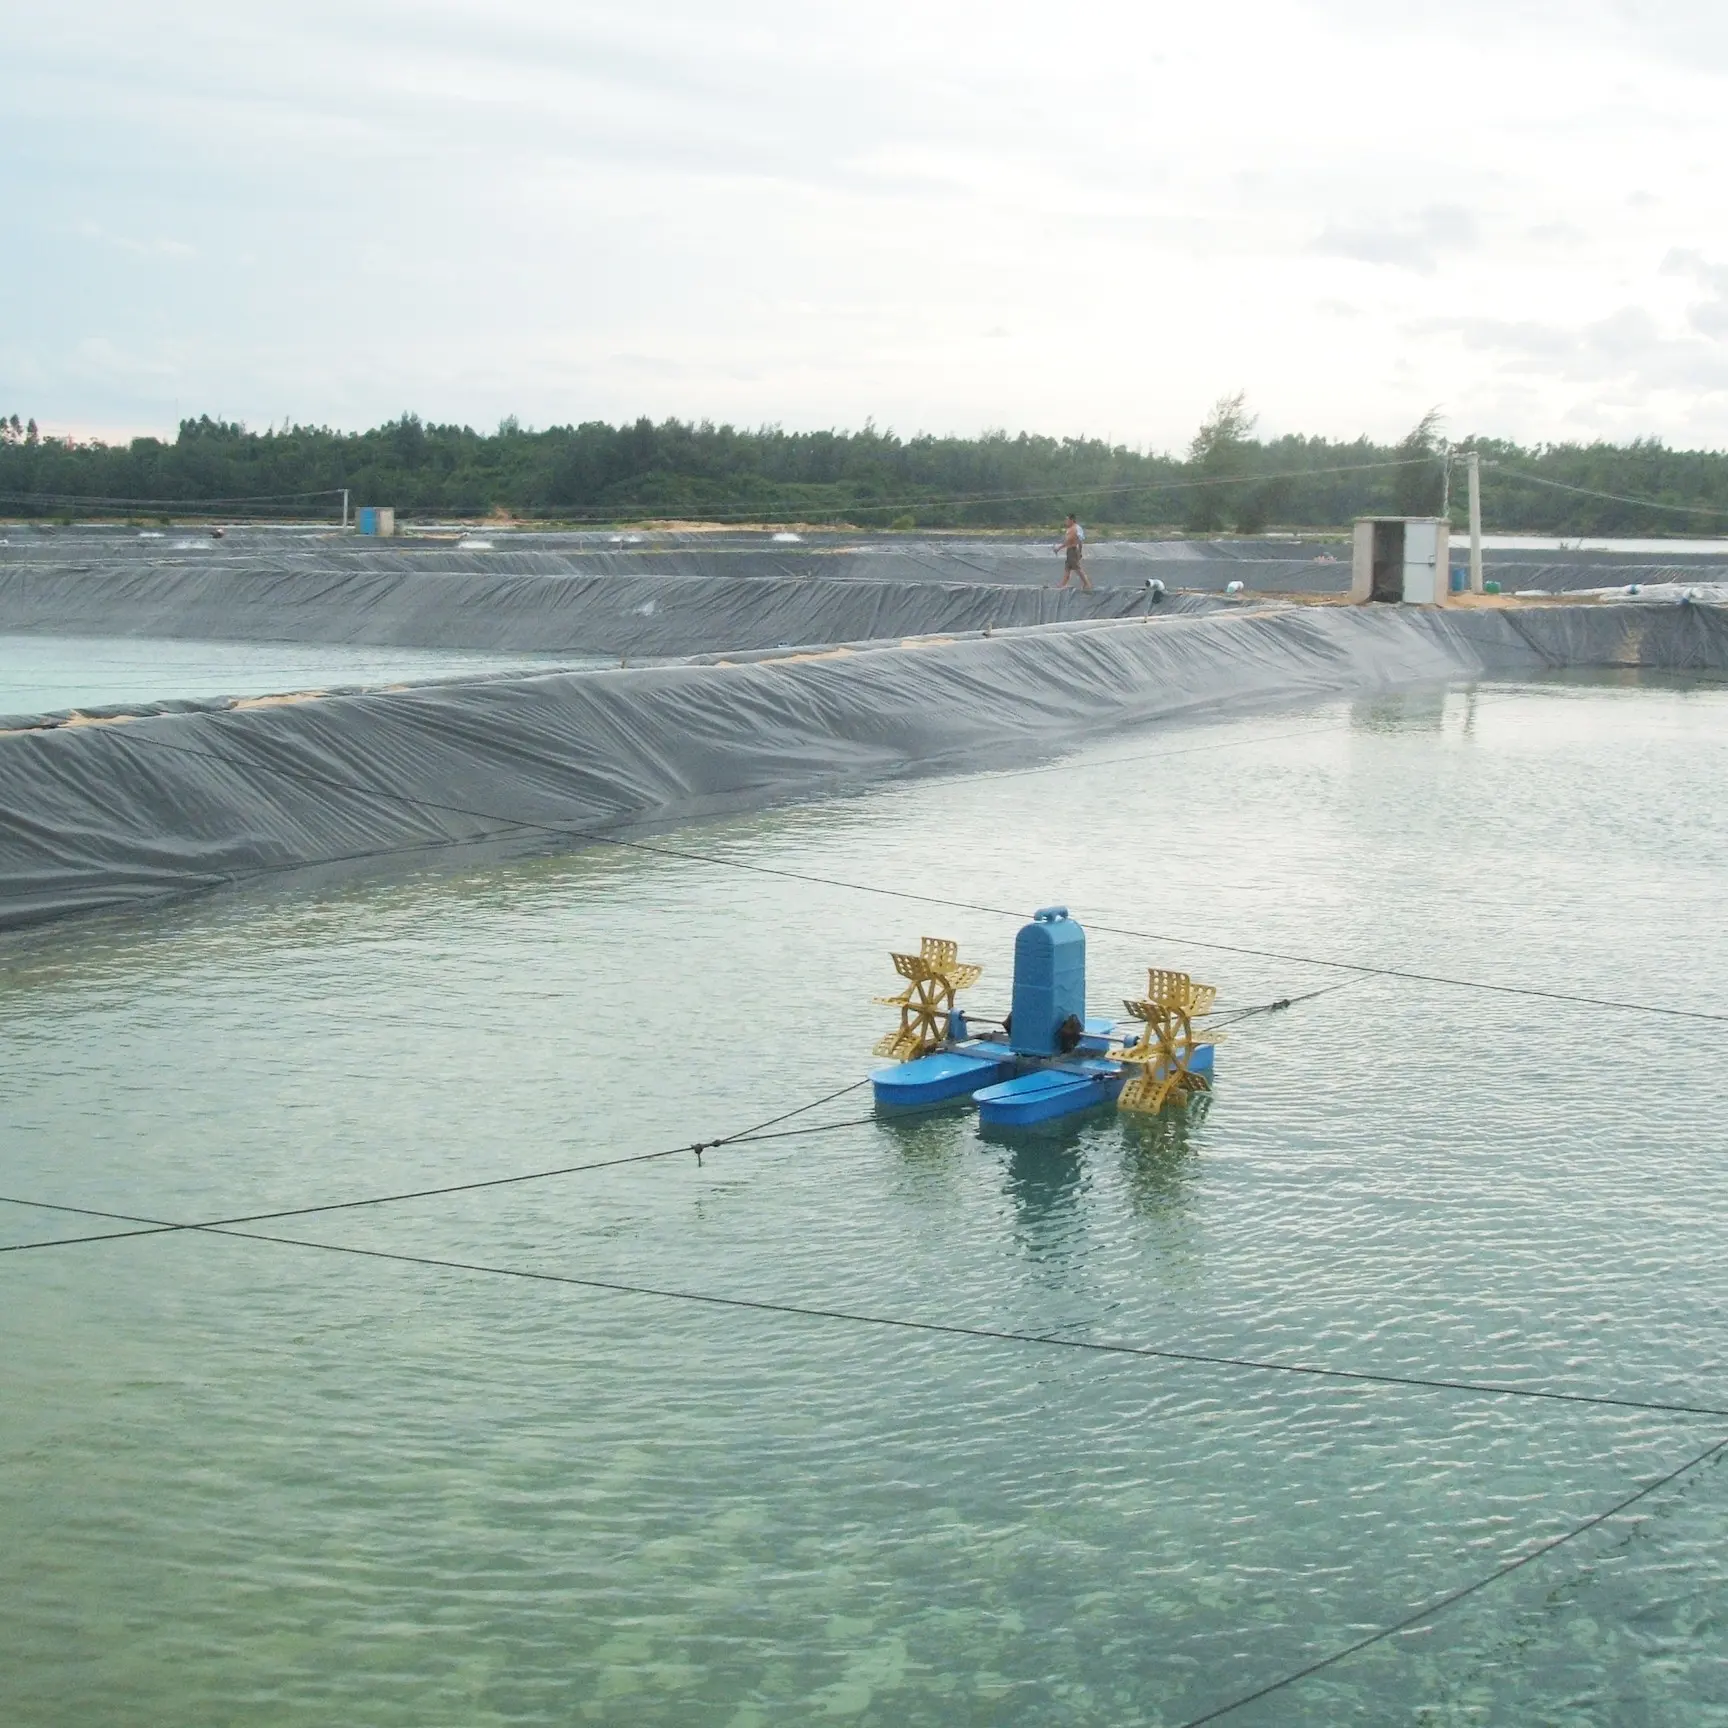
top-left (4, 676), bottom-right (1727, 1726)
top-left (0, 632), bottom-right (597, 717)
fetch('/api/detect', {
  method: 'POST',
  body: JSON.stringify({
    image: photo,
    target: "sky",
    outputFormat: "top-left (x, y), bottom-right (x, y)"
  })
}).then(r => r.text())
top-left (6, 0), bottom-right (1728, 451)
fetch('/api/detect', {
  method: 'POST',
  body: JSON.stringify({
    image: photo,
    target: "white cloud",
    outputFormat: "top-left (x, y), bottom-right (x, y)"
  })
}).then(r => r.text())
top-left (1312, 207), bottom-right (1479, 275)
top-left (4, 0), bottom-right (1728, 446)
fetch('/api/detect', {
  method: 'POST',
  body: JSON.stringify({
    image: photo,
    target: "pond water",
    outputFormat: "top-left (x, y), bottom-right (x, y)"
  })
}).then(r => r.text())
top-left (3, 675), bottom-right (1726, 1725)
top-left (0, 632), bottom-right (602, 719)
top-left (1478, 535), bottom-right (1728, 556)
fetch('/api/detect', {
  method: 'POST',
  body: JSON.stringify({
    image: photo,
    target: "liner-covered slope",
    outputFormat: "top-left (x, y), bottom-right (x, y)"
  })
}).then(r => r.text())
top-left (3, 601), bottom-right (1720, 932)
top-left (0, 559), bottom-right (1206, 655)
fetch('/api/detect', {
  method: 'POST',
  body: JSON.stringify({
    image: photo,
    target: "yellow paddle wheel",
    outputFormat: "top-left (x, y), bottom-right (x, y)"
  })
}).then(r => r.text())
top-left (873, 937), bottom-right (982, 1061)
top-left (1116, 967), bottom-right (1220, 1113)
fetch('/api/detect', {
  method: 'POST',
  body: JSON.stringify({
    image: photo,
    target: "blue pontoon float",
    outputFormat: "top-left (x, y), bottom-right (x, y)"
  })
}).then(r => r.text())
top-left (870, 908), bottom-right (1218, 1128)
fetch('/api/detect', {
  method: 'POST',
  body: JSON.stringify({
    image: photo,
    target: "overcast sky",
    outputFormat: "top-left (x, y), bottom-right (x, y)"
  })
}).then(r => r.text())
top-left (6, 0), bottom-right (1728, 449)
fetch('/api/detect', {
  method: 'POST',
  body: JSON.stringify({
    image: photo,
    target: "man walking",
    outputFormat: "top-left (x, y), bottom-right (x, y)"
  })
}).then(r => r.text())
top-left (1057, 514), bottom-right (1091, 591)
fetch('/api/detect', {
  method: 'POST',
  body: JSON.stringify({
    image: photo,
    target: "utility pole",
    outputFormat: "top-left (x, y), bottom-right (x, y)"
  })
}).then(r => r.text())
top-left (341, 488), bottom-right (350, 532)
top-left (1466, 453), bottom-right (1484, 594)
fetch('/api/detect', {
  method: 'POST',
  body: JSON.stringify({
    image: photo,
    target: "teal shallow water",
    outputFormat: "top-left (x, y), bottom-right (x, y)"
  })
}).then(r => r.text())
top-left (0, 633), bottom-right (597, 718)
top-left (3, 675), bottom-right (1727, 1725)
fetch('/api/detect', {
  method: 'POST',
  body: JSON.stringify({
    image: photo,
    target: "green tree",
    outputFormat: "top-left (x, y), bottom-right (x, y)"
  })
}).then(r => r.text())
top-left (1392, 407), bottom-right (1446, 516)
top-left (6, 403), bottom-right (1728, 534)
top-left (1184, 391), bottom-right (1257, 533)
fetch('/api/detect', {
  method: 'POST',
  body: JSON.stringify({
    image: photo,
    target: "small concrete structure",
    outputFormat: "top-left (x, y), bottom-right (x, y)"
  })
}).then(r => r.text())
top-left (1351, 517), bottom-right (1450, 605)
top-left (357, 506), bottom-right (396, 538)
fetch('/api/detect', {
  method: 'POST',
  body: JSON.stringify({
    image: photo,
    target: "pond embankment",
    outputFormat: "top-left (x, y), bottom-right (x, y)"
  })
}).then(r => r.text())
top-left (1, 600), bottom-right (1721, 932)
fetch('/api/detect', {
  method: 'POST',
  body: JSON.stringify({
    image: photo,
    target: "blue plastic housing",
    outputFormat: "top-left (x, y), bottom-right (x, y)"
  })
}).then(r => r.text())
top-left (1009, 907), bottom-right (1087, 1056)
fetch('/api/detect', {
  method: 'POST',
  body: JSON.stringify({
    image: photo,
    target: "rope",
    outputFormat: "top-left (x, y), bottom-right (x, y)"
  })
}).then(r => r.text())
top-left (13, 1185), bottom-right (1725, 1714)
top-left (9, 593), bottom-right (1723, 1702)
top-left (599, 837), bottom-right (1728, 1027)
top-left (1203, 980), bottom-right (1358, 1029)
top-left (0, 1077), bottom-right (884, 1252)
top-left (0, 978), bottom-right (1342, 1254)
top-left (7, 1192), bottom-right (1728, 1424)
top-left (1174, 1431), bottom-right (1728, 1725)
top-left (98, 728), bottom-right (1728, 1028)
top-left (5, 1001), bottom-right (1724, 1690)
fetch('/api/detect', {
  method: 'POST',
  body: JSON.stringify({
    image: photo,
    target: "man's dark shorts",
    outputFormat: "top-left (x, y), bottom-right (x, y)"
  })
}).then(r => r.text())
top-left (1065, 544), bottom-right (1083, 569)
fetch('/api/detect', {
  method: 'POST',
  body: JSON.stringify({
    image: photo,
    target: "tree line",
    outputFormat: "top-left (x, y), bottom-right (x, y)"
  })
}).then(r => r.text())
top-left (3, 398), bottom-right (1726, 536)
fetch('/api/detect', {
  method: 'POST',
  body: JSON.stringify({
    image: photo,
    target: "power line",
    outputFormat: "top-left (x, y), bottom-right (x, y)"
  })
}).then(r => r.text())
top-left (3, 1049), bottom-right (1719, 1720)
top-left (1175, 1430), bottom-right (1728, 1725)
top-left (0, 459), bottom-right (1429, 528)
top-left (12, 453), bottom-right (1728, 532)
top-left (483, 457), bottom-right (1435, 525)
top-left (1485, 464), bottom-right (1728, 523)
top-left (190, 1231), bottom-right (1728, 1423)
top-left (1, 878), bottom-right (1721, 1681)
top-left (4, 556), bottom-right (1719, 1698)
top-left (0, 487), bottom-right (347, 509)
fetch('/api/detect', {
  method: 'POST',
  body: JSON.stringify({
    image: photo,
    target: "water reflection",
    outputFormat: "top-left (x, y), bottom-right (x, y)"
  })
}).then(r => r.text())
top-left (885, 1094), bottom-right (1208, 1248)
top-left (1003, 1142), bottom-right (1087, 1262)
top-left (872, 1104), bottom-right (975, 1170)
top-left (976, 1109), bottom-right (1108, 1257)
top-left (1350, 688), bottom-right (1449, 734)
top-left (1117, 1097), bottom-right (1207, 1220)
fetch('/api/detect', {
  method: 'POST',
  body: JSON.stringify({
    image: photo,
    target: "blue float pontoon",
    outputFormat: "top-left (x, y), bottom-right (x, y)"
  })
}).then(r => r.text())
top-left (871, 1048), bottom-right (1017, 1108)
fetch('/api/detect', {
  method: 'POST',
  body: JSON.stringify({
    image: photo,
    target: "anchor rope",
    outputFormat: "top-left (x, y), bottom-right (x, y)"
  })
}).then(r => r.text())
top-left (597, 840), bottom-right (1728, 1026)
top-left (7, 1168), bottom-right (1728, 1718)
top-left (92, 725), bottom-right (1728, 1027)
top-left (6, 1184), bottom-right (1728, 1424)
top-left (1201, 978), bottom-right (1358, 1028)
top-left (0, 1075), bottom-right (885, 1250)
top-left (55, 714), bottom-right (1353, 903)
top-left (1172, 1431), bottom-right (1728, 1726)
